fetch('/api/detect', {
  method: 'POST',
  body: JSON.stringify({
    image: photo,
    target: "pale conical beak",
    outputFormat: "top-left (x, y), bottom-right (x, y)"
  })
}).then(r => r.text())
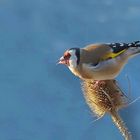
top-left (57, 56), bottom-right (69, 65)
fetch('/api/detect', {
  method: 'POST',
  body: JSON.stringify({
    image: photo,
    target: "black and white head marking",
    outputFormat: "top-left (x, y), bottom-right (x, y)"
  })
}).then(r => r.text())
top-left (68, 48), bottom-right (80, 68)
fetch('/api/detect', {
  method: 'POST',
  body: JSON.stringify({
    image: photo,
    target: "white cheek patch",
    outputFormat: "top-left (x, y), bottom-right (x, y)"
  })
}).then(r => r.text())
top-left (69, 59), bottom-right (77, 68)
top-left (68, 50), bottom-right (77, 68)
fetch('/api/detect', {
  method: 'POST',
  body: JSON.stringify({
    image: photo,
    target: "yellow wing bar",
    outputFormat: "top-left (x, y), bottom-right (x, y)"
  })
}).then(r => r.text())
top-left (103, 49), bottom-right (126, 60)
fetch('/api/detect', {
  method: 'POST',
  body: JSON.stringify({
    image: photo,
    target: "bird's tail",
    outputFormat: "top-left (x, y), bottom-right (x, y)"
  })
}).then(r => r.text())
top-left (124, 41), bottom-right (140, 58)
top-left (131, 41), bottom-right (140, 47)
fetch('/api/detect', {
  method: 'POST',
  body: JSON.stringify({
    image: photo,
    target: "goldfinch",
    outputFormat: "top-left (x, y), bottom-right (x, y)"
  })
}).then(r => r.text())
top-left (58, 41), bottom-right (140, 80)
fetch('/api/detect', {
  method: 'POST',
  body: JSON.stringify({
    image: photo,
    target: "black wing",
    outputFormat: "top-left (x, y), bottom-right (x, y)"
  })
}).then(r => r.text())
top-left (107, 41), bottom-right (140, 53)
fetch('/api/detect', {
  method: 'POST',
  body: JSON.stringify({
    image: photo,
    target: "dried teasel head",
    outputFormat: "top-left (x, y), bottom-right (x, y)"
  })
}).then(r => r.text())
top-left (81, 80), bottom-right (127, 117)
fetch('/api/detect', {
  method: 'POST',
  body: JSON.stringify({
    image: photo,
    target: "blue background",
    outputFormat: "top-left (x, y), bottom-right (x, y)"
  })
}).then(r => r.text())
top-left (0, 0), bottom-right (140, 140)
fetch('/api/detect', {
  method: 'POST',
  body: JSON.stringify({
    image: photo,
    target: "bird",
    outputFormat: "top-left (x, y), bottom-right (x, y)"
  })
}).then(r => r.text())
top-left (58, 41), bottom-right (140, 80)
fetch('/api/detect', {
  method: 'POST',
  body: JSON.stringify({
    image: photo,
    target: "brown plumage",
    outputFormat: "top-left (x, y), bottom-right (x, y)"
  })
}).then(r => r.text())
top-left (59, 41), bottom-right (140, 80)
top-left (80, 44), bottom-right (111, 64)
top-left (73, 44), bottom-right (127, 80)
top-left (72, 44), bottom-right (113, 79)
top-left (82, 80), bottom-right (132, 140)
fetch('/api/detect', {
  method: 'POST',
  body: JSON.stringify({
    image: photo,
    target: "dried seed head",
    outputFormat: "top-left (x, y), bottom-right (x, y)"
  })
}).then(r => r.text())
top-left (82, 80), bottom-right (127, 117)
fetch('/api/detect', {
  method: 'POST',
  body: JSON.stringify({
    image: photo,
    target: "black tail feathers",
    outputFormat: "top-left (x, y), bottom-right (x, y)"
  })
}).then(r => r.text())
top-left (130, 41), bottom-right (140, 47)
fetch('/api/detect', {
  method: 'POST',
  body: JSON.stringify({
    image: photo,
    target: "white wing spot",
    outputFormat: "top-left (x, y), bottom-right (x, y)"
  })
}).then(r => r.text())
top-left (120, 43), bottom-right (124, 46)
top-left (128, 44), bottom-right (132, 46)
top-left (113, 45), bottom-right (116, 48)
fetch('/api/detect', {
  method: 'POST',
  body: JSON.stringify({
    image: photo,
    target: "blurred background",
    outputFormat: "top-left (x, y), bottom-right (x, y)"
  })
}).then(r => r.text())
top-left (0, 0), bottom-right (140, 140)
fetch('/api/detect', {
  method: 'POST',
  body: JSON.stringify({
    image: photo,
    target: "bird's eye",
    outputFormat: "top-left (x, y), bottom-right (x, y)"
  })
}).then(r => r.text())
top-left (64, 52), bottom-right (71, 59)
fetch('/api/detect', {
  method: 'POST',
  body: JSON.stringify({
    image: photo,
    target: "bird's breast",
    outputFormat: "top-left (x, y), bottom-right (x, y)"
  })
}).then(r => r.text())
top-left (81, 57), bottom-right (128, 80)
top-left (68, 65), bottom-right (92, 79)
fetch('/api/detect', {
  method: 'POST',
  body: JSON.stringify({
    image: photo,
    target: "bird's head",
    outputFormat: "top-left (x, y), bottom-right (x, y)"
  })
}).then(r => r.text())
top-left (58, 48), bottom-right (80, 68)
